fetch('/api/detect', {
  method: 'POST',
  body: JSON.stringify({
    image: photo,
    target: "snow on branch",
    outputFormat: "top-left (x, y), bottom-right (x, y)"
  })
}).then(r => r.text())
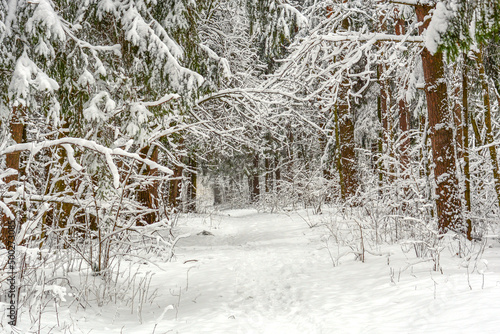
top-left (0, 138), bottom-right (173, 189)
top-left (120, 3), bottom-right (204, 91)
top-left (140, 93), bottom-right (180, 107)
top-left (195, 88), bottom-right (308, 105)
top-left (381, 0), bottom-right (436, 6)
top-left (199, 44), bottom-right (232, 79)
top-left (278, 4), bottom-right (308, 29)
top-left (319, 32), bottom-right (423, 44)
top-left (61, 144), bottom-right (83, 171)
top-left (0, 200), bottom-right (14, 219)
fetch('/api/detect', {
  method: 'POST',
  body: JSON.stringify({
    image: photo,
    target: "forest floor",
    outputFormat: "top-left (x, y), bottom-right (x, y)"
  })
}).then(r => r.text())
top-left (7, 208), bottom-right (500, 333)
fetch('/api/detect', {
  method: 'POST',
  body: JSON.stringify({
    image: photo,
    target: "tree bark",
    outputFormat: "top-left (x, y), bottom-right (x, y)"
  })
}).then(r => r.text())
top-left (416, 5), bottom-right (462, 233)
top-left (186, 155), bottom-right (197, 212)
top-left (395, 15), bottom-right (410, 174)
top-left (274, 155), bottom-right (281, 192)
top-left (336, 89), bottom-right (358, 201)
top-left (168, 164), bottom-right (183, 210)
top-left (1, 106), bottom-right (24, 249)
top-left (462, 57), bottom-right (472, 239)
top-left (476, 49), bottom-right (500, 209)
top-left (138, 145), bottom-right (159, 224)
top-left (265, 156), bottom-right (272, 193)
top-left (250, 153), bottom-right (260, 203)
top-left (378, 15), bottom-right (392, 181)
top-left (334, 104), bottom-right (345, 200)
top-left (453, 78), bottom-right (463, 163)
top-left (377, 66), bottom-right (384, 195)
top-left (333, 3), bottom-right (358, 203)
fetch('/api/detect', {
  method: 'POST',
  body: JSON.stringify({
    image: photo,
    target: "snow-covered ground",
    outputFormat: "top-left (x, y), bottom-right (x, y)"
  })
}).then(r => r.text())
top-left (5, 208), bottom-right (500, 333)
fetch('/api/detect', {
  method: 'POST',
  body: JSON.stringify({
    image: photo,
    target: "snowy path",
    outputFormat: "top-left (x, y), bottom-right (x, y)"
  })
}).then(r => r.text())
top-left (36, 209), bottom-right (499, 333)
top-left (170, 210), bottom-right (321, 332)
top-left (142, 209), bottom-right (500, 334)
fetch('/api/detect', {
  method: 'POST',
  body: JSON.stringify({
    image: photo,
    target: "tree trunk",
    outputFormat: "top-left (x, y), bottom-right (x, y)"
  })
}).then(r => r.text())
top-left (462, 57), bottom-right (472, 239)
top-left (416, 5), bottom-right (462, 233)
top-left (334, 104), bottom-right (345, 201)
top-left (377, 66), bottom-right (384, 196)
top-left (168, 164), bottom-right (183, 210)
top-left (1, 106), bottom-right (24, 249)
top-left (453, 78), bottom-right (463, 163)
top-left (476, 49), bottom-right (500, 209)
top-left (395, 15), bottom-right (411, 174)
top-left (186, 155), bottom-right (197, 212)
top-left (138, 145), bottom-right (159, 224)
top-left (379, 61), bottom-right (390, 173)
top-left (250, 154), bottom-right (260, 203)
top-left (265, 156), bottom-right (272, 193)
top-left (333, 5), bottom-right (358, 203)
top-left (275, 155), bottom-right (281, 192)
top-left (336, 90), bottom-right (358, 202)
top-left (319, 124), bottom-right (333, 180)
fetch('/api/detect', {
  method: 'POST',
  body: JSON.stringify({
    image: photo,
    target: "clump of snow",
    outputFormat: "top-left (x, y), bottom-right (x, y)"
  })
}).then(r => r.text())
top-left (97, 0), bottom-right (118, 18)
top-left (279, 4), bottom-right (308, 29)
top-left (118, 1), bottom-right (204, 92)
top-left (199, 44), bottom-right (232, 79)
top-left (83, 91), bottom-right (116, 122)
top-left (424, 2), bottom-right (457, 54)
top-left (77, 69), bottom-right (95, 88)
top-left (26, 0), bottom-right (67, 42)
top-left (8, 52), bottom-right (60, 101)
top-left (35, 285), bottom-right (67, 303)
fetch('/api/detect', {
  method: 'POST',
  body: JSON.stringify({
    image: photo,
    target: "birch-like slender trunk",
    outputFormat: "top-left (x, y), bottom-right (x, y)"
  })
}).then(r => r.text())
top-left (476, 49), bottom-right (500, 209)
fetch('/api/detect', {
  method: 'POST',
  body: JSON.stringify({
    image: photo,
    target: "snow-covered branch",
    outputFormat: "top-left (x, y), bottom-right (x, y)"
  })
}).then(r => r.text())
top-left (196, 88), bottom-right (307, 105)
top-left (199, 44), bottom-right (232, 79)
top-left (381, 0), bottom-right (436, 6)
top-left (0, 138), bottom-right (173, 188)
top-left (319, 32), bottom-right (423, 44)
top-left (140, 93), bottom-right (180, 107)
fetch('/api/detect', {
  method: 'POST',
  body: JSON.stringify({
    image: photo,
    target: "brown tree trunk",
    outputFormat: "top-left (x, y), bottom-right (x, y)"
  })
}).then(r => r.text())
top-left (395, 15), bottom-right (410, 174)
top-left (334, 104), bottom-right (345, 200)
top-left (333, 3), bottom-right (358, 203)
top-left (453, 79), bottom-right (463, 163)
top-left (275, 155), bottom-right (281, 192)
top-left (476, 49), bottom-right (500, 209)
top-left (138, 145), bottom-right (159, 224)
top-left (53, 124), bottom-right (75, 230)
top-left (398, 99), bottom-right (410, 169)
top-left (265, 156), bottom-right (272, 193)
top-left (336, 89), bottom-right (358, 202)
top-left (462, 57), bottom-right (472, 239)
top-left (379, 61), bottom-right (391, 175)
top-left (186, 155), bottom-right (197, 212)
top-left (250, 154), bottom-right (260, 203)
top-left (319, 123), bottom-right (333, 180)
top-left (168, 164), bottom-right (183, 210)
top-left (377, 66), bottom-right (384, 195)
top-left (416, 5), bottom-right (462, 233)
top-left (1, 106), bottom-right (24, 249)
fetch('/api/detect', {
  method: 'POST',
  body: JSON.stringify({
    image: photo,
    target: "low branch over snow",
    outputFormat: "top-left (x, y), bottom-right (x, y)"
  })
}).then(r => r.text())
top-left (195, 88), bottom-right (308, 105)
top-left (319, 32), bottom-right (423, 44)
top-left (0, 138), bottom-right (173, 188)
top-left (382, 0), bottom-right (436, 6)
